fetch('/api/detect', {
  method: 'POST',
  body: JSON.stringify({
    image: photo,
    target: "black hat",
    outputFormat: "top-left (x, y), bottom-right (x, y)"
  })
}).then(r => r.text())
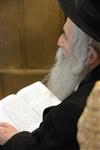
top-left (58, 0), bottom-right (100, 42)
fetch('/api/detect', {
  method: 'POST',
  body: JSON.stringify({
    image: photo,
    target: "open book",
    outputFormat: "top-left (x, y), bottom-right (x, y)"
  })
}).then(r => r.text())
top-left (0, 81), bottom-right (60, 132)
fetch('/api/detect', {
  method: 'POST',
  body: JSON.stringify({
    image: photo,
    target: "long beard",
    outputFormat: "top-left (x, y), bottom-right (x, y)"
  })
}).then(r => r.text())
top-left (47, 47), bottom-right (90, 101)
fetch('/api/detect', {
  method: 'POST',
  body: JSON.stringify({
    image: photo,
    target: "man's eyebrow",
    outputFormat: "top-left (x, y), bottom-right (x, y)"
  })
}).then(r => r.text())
top-left (63, 27), bottom-right (67, 36)
top-left (62, 26), bottom-right (68, 40)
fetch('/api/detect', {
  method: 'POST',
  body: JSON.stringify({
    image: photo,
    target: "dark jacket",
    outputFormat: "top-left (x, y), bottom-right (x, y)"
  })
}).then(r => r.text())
top-left (1, 65), bottom-right (100, 150)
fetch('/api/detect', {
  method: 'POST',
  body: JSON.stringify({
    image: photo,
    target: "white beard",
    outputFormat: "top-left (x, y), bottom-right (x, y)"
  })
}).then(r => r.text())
top-left (47, 47), bottom-right (90, 101)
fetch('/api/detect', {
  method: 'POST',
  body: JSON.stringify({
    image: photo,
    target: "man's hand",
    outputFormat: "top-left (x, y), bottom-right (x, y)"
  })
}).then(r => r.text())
top-left (0, 122), bottom-right (18, 145)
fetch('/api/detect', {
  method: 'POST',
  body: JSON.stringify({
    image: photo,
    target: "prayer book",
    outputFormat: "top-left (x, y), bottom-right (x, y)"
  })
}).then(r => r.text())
top-left (0, 82), bottom-right (60, 132)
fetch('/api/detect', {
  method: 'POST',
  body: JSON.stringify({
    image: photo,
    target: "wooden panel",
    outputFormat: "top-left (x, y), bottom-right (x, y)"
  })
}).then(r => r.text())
top-left (0, 0), bottom-right (65, 69)
top-left (22, 0), bottom-right (65, 69)
top-left (0, 0), bottom-right (65, 98)
top-left (0, 0), bottom-right (24, 69)
top-left (0, 74), bottom-right (4, 99)
top-left (1, 69), bottom-right (48, 97)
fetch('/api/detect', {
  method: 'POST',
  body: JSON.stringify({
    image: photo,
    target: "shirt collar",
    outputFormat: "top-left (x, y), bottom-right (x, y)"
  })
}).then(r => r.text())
top-left (74, 64), bottom-right (100, 91)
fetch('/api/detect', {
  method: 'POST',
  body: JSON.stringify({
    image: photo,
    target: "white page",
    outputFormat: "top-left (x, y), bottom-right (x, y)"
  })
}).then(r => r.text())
top-left (0, 82), bottom-right (60, 132)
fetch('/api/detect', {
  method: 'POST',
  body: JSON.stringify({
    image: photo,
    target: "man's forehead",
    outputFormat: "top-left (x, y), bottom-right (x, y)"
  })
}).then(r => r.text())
top-left (64, 18), bottom-right (77, 33)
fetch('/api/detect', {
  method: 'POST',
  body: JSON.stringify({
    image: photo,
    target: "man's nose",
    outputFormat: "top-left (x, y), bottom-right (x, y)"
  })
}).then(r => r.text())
top-left (57, 34), bottom-right (64, 47)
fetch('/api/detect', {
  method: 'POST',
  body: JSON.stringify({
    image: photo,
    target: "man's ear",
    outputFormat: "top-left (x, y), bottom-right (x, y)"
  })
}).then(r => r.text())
top-left (88, 46), bottom-right (99, 69)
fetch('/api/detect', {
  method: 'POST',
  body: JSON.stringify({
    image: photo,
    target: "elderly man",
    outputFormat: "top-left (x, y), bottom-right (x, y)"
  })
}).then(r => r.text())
top-left (0, 0), bottom-right (100, 149)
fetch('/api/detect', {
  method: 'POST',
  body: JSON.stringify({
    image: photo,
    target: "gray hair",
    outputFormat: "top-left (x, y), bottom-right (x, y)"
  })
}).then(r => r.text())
top-left (46, 23), bottom-right (100, 100)
top-left (75, 25), bottom-right (100, 56)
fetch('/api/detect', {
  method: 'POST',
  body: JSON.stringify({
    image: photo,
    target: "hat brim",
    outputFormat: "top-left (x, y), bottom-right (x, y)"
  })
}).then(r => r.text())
top-left (58, 0), bottom-right (100, 41)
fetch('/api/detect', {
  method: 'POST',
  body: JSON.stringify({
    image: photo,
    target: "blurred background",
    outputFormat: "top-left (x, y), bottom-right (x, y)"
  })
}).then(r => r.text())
top-left (0, 0), bottom-right (65, 99)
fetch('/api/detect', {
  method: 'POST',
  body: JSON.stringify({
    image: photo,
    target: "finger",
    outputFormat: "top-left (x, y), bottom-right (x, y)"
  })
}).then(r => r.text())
top-left (0, 126), bottom-right (5, 133)
top-left (0, 122), bottom-right (12, 127)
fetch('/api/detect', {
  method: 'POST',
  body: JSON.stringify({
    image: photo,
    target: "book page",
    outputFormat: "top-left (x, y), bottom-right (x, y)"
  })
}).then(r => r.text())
top-left (0, 82), bottom-right (60, 132)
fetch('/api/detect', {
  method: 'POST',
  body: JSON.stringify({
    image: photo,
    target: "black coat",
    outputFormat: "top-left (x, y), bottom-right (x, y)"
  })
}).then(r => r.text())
top-left (1, 65), bottom-right (100, 150)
